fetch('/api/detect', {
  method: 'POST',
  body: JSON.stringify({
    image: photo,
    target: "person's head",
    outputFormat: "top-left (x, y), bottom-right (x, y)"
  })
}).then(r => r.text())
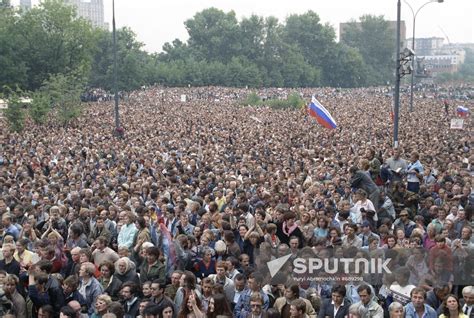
top-left (239, 253), bottom-right (250, 268)
top-left (99, 261), bottom-right (115, 279)
top-left (170, 270), bottom-right (182, 287)
top-left (2, 243), bottom-right (15, 260)
top-left (284, 211), bottom-right (297, 227)
top-left (234, 273), bottom-right (246, 291)
top-left (38, 305), bottom-right (55, 318)
top-left (357, 284), bottom-right (372, 305)
top-left (67, 300), bottom-right (82, 317)
top-left (146, 246), bottom-right (160, 265)
top-left (63, 275), bottom-right (79, 295)
top-left (462, 286), bottom-right (474, 306)
top-left (150, 280), bottom-right (164, 298)
top-left (410, 288), bottom-right (426, 310)
top-left (289, 298), bottom-right (306, 318)
top-left (201, 277), bottom-right (214, 297)
top-left (209, 293), bottom-right (231, 315)
top-left (345, 224), bottom-right (357, 237)
top-left (180, 270), bottom-right (196, 290)
top-left (331, 285), bottom-right (346, 306)
top-left (289, 236), bottom-right (299, 250)
top-left (4, 274), bottom-right (18, 295)
top-left (95, 294), bottom-right (112, 314)
top-left (59, 306), bottom-right (76, 318)
top-left (434, 285), bottom-right (450, 301)
top-left (442, 294), bottom-right (462, 314)
top-left (121, 282), bottom-right (139, 301)
top-left (249, 293), bottom-right (263, 316)
top-left (70, 247), bottom-right (81, 263)
top-left (215, 260), bottom-right (227, 279)
top-left (79, 262), bottom-right (95, 279)
top-left (388, 302), bottom-right (404, 318)
top-left (157, 304), bottom-right (174, 318)
top-left (248, 272), bottom-right (264, 292)
top-left (95, 236), bottom-right (108, 250)
top-left (285, 284), bottom-right (300, 301)
top-left (138, 300), bottom-right (149, 316)
top-left (16, 238), bottom-right (29, 254)
top-left (115, 257), bottom-right (131, 275)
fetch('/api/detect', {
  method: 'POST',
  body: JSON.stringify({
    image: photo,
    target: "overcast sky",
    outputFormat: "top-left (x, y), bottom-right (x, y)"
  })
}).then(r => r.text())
top-left (20, 0), bottom-right (474, 53)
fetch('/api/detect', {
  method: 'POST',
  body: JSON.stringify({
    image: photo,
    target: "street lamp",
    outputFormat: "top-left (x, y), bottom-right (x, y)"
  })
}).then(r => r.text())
top-left (394, 1), bottom-right (415, 148)
top-left (404, 0), bottom-right (444, 112)
top-left (112, 0), bottom-right (121, 134)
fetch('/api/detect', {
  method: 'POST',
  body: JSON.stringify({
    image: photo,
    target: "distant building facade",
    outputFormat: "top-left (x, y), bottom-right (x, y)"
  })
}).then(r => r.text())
top-left (65, 0), bottom-right (107, 29)
top-left (339, 20), bottom-right (407, 49)
top-left (406, 37), bottom-right (444, 56)
top-left (20, 0), bottom-right (31, 10)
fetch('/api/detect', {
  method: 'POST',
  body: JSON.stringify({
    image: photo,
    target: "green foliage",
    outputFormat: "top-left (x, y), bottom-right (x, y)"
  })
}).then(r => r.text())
top-left (0, 6), bottom-right (28, 92)
top-left (2, 89), bottom-right (25, 132)
top-left (241, 92), bottom-right (305, 109)
top-left (41, 69), bottom-right (85, 125)
top-left (29, 90), bottom-right (51, 124)
top-left (241, 92), bottom-right (262, 105)
top-left (13, 0), bottom-right (95, 91)
top-left (340, 15), bottom-right (395, 85)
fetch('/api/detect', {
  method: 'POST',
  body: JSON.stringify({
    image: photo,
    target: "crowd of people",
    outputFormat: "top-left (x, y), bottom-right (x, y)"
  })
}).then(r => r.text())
top-left (0, 85), bottom-right (472, 318)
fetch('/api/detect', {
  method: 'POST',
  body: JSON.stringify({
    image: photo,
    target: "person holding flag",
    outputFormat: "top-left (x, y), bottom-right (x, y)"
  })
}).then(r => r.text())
top-left (307, 96), bottom-right (337, 129)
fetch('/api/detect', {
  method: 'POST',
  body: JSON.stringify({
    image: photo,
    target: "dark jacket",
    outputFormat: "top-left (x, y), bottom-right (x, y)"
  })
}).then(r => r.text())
top-left (102, 275), bottom-right (123, 301)
top-left (139, 260), bottom-right (166, 285)
top-left (122, 297), bottom-right (140, 318)
top-left (318, 298), bottom-right (350, 318)
top-left (114, 270), bottom-right (140, 285)
top-left (46, 275), bottom-right (66, 316)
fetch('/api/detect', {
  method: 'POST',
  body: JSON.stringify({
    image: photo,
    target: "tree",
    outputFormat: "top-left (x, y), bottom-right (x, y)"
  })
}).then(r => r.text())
top-left (42, 70), bottom-right (85, 125)
top-left (340, 15), bottom-right (395, 85)
top-left (14, 0), bottom-right (96, 91)
top-left (89, 27), bottom-right (150, 91)
top-left (0, 6), bottom-right (28, 93)
top-left (2, 90), bottom-right (25, 132)
top-left (185, 8), bottom-right (241, 62)
top-left (29, 90), bottom-right (51, 124)
top-left (323, 44), bottom-right (369, 87)
top-left (281, 11), bottom-right (336, 69)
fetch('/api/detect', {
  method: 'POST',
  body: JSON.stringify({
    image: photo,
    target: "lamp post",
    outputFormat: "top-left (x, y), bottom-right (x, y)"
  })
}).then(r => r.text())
top-left (404, 0), bottom-right (444, 112)
top-left (112, 0), bottom-right (120, 132)
top-left (394, 0), bottom-right (402, 148)
top-left (394, 1), bottom-right (415, 148)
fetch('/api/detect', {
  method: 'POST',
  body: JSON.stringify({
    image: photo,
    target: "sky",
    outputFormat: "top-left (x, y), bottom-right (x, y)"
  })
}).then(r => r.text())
top-left (18, 0), bottom-right (474, 53)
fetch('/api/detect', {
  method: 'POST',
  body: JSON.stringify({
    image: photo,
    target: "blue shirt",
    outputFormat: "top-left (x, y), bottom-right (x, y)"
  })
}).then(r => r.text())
top-left (404, 302), bottom-right (437, 318)
top-left (118, 223), bottom-right (138, 248)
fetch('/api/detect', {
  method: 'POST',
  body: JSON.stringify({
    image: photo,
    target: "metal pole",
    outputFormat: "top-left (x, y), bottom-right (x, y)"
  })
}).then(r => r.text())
top-left (113, 0), bottom-right (120, 130)
top-left (394, 0), bottom-right (401, 148)
top-left (409, 16), bottom-right (415, 112)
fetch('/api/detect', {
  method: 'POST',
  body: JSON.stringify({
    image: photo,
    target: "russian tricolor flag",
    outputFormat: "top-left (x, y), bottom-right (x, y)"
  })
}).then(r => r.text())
top-left (457, 106), bottom-right (469, 117)
top-left (308, 96), bottom-right (337, 129)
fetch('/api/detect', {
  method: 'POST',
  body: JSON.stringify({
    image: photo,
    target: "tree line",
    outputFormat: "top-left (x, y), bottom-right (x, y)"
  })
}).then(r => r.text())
top-left (1, 0), bottom-right (401, 96)
top-left (1, 0), bottom-right (472, 131)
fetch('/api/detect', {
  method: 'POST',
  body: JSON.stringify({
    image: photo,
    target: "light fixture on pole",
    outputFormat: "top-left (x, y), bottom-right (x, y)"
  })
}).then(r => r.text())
top-left (112, 0), bottom-right (121, 135)
top-left (394, 2), bottom-right (416, 148)
top-left (403, 0), bottom-right (444, 112)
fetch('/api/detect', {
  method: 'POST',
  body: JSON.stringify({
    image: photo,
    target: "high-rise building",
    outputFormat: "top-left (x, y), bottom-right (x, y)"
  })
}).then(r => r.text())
top-left (406, 37), bottom-right (444, 56)
top-left (65, 0), bottom-right (107, 29)
top-left (20, 0), bottom-right (31, 10)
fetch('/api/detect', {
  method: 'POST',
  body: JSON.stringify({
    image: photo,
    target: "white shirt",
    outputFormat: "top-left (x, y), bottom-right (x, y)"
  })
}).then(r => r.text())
top-left (463, 304), bottom-right (472, 316)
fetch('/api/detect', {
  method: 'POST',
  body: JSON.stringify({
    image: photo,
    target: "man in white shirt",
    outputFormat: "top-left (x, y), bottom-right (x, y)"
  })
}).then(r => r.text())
top-left (462, 286), bottom-right (474, 316)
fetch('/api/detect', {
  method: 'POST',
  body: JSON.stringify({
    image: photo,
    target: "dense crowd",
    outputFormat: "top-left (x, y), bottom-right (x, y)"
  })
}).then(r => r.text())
top-left (0, 85), bottom-right (472, 318)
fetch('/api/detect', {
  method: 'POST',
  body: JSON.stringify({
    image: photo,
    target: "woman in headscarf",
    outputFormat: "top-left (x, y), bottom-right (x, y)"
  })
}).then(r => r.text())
top-left (113, 257), bottom-right (140, 285)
